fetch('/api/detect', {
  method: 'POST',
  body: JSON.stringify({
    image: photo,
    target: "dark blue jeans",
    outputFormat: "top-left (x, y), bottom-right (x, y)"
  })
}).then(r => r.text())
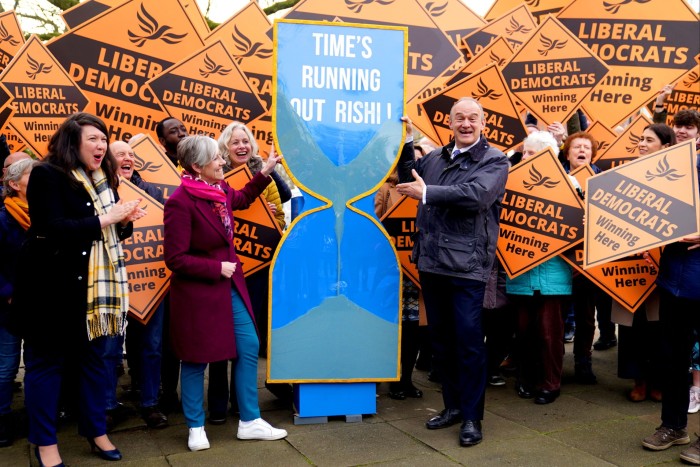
top-left (0, 323), bottom-right (21, 415)
top-left (420, 271), bottom-right (487, 421)
top-left (25, 335), bottom-right (109, 445)
top-left (125, 302), bottom-right (165, 408)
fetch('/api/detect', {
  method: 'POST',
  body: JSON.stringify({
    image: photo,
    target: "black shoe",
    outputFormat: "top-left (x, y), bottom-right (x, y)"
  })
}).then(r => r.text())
top-left (426, 408), bottom-right (462, 430)
top-left (516, 383), bottom-right (534, 399)
top-left (575, 364), bottom-right (598, 385)
top-left (105, 402), bottom-right (134, 432)
top-left (459, 420), bottom-right (483, 446)
top-left (403, 385), bottom-right (423, 398)
top-left (141, 406), bottom-right (168, 429)
top-left (208, 411), bottom-right (227, 425)
top-left (0, 413), bottom-right (13, 447)
top-left (593, 337), bottom-right (617, 351)
top-left (88, 438), bottom-right (122, 461)
top-left (535, 389), bottom-right (560, 404)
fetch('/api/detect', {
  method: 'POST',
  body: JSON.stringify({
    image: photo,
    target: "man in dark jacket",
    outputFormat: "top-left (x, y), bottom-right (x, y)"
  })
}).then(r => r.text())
top-left (396, 97), bottom-right (509, 447)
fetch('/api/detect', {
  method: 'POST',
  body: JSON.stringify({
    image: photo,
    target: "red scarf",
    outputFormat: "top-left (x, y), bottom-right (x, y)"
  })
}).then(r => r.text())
top-left (180, 172), bottom-right (233, 241)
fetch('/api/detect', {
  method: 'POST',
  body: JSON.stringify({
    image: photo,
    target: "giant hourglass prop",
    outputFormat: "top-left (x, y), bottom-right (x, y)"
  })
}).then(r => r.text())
top-left (269, 20), bottom-right (407, 419)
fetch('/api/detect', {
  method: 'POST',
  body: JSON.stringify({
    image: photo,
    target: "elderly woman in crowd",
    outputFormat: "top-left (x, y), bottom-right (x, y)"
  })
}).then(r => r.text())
top-left (0, 158), bottom-right (36, 447)
top-left (558, 132), bottom-right (612, 385)
top-left (12, 113), bottom-right (144, 466)
top-left (506, 131), bottom-right (573, 405)
top-left (163, 135), bottom-right (287, 452)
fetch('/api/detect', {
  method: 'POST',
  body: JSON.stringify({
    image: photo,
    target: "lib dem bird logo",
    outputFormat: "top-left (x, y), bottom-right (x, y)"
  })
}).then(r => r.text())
top-left (0, 22), bottom-right (19, 46)
top-left (345, 0), bottom-right (395, 14)
top-left (134, 154), bottom-right (162, 174)
top-left (505, 17), bottom-right (532, 36)
top-left (523, 165), bottom-right (560, 191)
top-left (128, 4), bottom-right (186, 48)
top-left (424, 1), bottom-right (448, 17)
top-left (199, 54), bottom-right (231, 79)
top-left (471, 78), bottom-right (503, 100)
top-left (626, 133), bottom-right (641, 154)
top-left (231, 26), bottom-right (273, 65)
top-left (645, 155), bottom-right (685, 182)
top-left (26, 55), bottom-right (52, 80)
top-left (526, 0), bottom-right (541, 7)
top-left (603, 0), bottom-right (651, 14)
top-left (538, 34), bottom-right (567, 57)
top-left (489, 51), bottom-right (507, 67)
top-left (683, 71), bottom-right (699, 88)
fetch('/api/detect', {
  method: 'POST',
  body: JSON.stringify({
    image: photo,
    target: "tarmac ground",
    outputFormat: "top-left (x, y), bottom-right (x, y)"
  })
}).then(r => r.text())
top-left (2, 338), bottom-right (697, 466)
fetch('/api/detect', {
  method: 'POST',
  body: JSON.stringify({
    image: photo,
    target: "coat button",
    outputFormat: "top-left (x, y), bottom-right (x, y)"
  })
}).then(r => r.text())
top-left (82, 251), bottom-right (87, 255)
top-left (78, 276), bottom-right (83, 280)
top-left (86, 202), bottom-right (91, 206)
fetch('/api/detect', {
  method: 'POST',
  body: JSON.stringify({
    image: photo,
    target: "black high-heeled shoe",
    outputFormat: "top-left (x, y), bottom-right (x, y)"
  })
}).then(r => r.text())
top-left (34, 446), bottom-right (65, 467)
top-left (87, 438), bottom-right (122, 461)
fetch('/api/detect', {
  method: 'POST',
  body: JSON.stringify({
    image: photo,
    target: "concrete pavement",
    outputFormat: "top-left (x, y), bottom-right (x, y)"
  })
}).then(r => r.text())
top-left (2, 341), bottom-right (696, 466)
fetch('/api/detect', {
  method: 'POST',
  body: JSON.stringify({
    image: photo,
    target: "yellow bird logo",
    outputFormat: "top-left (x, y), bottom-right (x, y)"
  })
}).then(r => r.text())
top-left (26, 55), bottom-right (52, 80)
top-left (523, 165), bottom-right (560, 191)
top-left (128, 4), bottom-right (186, 48)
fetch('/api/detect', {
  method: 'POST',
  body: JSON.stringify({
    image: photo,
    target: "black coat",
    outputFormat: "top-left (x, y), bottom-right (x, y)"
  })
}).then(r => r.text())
top-left (11, 163), bottom-right (132, 348)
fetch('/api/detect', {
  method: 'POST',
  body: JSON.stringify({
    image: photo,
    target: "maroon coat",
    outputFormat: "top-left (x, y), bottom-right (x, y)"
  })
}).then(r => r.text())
top-left (163, 173), bottom-right (271, 363)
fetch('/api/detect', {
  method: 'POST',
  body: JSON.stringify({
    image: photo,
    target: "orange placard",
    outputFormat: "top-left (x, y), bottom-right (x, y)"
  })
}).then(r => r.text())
top-left (485, 0), bottom-right (570, 24)
top-left (586, 120), bottom-right (618, 156)
top-left (464, 4), bottom-right (537, 56)
top-left (584, 139), bottom-right (700, 268)
top-left (416, 0), bottom-right (486, 67)
top-left (282, 0), bottom-right (461, 103)
top-left (147, 40), bottom-right (266, 138)
top-left (0, 11), bottom-right (25, 74)
top-left (497, 148), bottom-right (585, 278)
top-left (47, 0), bottom-right (206, 142)
top-left (557, 0), bottom-right (700, 129)
top-left (501, 15), bottom-right (610, 127)
top-left (224, 166), bottom-right (283, 277)
top-left (128, 134), bottom-right (181, 200)
top-left (421, 62), bottom-right (527, 152)
top-left (592, 113), bottom-right (652, 172)
top-left (4, 122), bottom-right (27, 153)
top-left (379, 194), bottom-right (420, 288)
top-left (444, 36), bottom-right (515, 89)
top-left (0, 35), bottom-right (89, 158)
top-left (561, 246), bottom-right (660, 313)
top-left (61, 0), bottom-right (122, 29)
top-left (646, 64), bottom-right (700, 126)
top-left (205, 1), bottom-right (274, 154)
top-left (117, 179), bottom-right (171, 325)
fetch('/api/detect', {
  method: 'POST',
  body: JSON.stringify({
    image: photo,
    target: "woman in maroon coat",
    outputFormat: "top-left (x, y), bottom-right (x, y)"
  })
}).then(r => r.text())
top-left (163, 135), bottom-right (287, 452)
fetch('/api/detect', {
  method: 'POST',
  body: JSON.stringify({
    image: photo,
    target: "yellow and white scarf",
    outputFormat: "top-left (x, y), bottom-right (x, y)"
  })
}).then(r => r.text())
top-left (72, 167), bottom-right (128, 340)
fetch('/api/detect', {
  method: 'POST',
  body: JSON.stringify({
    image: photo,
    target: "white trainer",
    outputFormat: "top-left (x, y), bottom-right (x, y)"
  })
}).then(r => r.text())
top-left (689, 387), bottom-right (700, 414)
top-left (188, 426), bottom-right (210, 451)
top-left (237, 418), bottom-right (288, 441)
